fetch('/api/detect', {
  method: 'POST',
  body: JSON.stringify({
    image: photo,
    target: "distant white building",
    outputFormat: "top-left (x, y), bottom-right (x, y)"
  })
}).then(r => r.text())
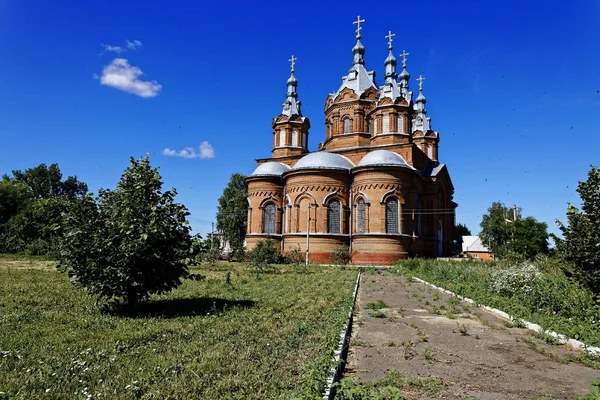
top-left (461, 236), bottom-right (493, 261)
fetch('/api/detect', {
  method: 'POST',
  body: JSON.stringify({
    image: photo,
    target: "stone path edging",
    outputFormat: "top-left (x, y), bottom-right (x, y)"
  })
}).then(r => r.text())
top-left (322, 272), bottom-right (361, 400)
top-left (412, 276), bottom-right (600, 356)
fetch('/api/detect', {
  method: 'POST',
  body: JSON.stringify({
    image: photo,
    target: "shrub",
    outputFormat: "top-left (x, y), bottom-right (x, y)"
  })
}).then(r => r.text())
top-left (58, 155), bottom-right (194, 306)
top-left (488, 263), bottom-right (541, 296)
top-left (331, 245), bottom-right (355, 266)
top-left (248, 239), bottom-right (281, 272)
top-left (285, 246), bottom-right (306, 271)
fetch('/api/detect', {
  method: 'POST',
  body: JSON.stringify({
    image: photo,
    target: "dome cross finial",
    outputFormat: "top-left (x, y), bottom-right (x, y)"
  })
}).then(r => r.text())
top-left (399, 50), bottom-right (409, 68)
top-left (385, 31), bottom-right (395, 50)
top-left (289, 55), bottom-right (297, 73)
top-left (417, 74), bottom-right (426, 91)
top-left (353, 15), bottom-right (365, 39)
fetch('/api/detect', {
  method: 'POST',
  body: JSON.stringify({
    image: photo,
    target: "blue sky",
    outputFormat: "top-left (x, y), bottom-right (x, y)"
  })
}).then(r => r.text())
top-left (1, 0), bottom-right (599, 238)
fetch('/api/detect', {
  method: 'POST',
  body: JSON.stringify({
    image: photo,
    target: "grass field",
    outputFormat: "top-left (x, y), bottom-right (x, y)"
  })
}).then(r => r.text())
top-left (0, 258), bottom-right (358, 399)
top-left (393, 258), bottom-right (600, 348)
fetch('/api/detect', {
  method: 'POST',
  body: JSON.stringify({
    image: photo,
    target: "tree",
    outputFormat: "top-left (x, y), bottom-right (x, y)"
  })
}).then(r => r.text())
top-left (216, 173), bottom-right (248, 260)
top-left (480, 201), bottom-right (549, 259)
top-left (511, 217), bottom-right (549, 259)
top-left (0, 179), bottom-right (31, 224)
top-left (555, 165), bottom-right (600, 293)
top-left (452, 223), bottom-right (471, 242)
top-left (480, 201), bottom-right (518, 256)
top-left (59, 155), bottom-right (194, 305)
top-left (8, 163), bottom-right (87, 200)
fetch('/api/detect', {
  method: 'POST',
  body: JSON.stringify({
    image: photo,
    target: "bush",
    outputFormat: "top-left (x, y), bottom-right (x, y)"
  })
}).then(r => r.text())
top-left (331, 245), bottom-right (355, 266)
top-left (248, 239), bottom-right (282, 272)
top-left (285, 246), bottom-right (306, 271)
top-left (58, 155), bottom-right (194, 306)
top-left (488, 263), bottom-right (540, 296)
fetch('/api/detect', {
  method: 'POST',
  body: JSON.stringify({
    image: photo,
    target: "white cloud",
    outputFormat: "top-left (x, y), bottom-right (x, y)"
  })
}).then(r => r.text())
top-left (199, 141), bottom-right (215, 159)
top-left (100, 40), bottom-right (142, 55)
top-left (100, 44), bottom-right (124, 54)
top-left (125, 39), bottom-right (143, 50)
top-left (98, 58), bottom-right (161, 98)
top-left (162, 141), bottom-right (216, 159)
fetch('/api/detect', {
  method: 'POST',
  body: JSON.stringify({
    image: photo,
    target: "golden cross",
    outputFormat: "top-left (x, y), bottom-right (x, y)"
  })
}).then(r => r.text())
top-left (385, 31), bottom-right (395, 49)
top-left (399, 50), bottom-right (409, 68)
top-left (417, 75), bottom-right (425, 91)
top-left (353, 15), bottom-right (365, 39)
top-left (289, 55), bottom-right (297, 73)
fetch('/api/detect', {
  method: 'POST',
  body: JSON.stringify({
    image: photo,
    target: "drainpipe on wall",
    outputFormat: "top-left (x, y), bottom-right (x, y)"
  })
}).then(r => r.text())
top-left (349, 188), bottom-right (353, 254)
top-left (305, 204), bottom-right (311, 266)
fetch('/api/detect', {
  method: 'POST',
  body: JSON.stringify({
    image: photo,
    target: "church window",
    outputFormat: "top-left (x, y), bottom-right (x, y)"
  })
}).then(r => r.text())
top-left (328, 200), bottom-right (341, 233)
top-left (366, 118), bottom-right (372, 134)
top-left (356, 198), bottom-right (365, 233)
top-left (374, 118), bottom-right (379, 136)
top-left (397, 115), bottom-right (405, 133)
top-left (279, 130), bottom-right (286, 147)
top-left (302, 132), bottom-right (307, 148)
top-left (382, 115), bottom-right (390, 133)
top-left (263, 203), bottom-right (276, 234)
top-left (386, 198), bottom-right (400, 233)
top-left (343, 118), bottom-right (351, 133)
top-left (427, 144), bottom-right (433, 158)
top-left (292, 130), bottom-right (299, 147)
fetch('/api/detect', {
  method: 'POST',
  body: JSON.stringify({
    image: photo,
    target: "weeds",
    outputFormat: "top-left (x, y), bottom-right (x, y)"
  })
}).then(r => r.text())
top-left (422, 348), bottom-right (436, 363)
top-left (401, 341), bottom-right (416, 359)
top-left (457, 323), bottom-right (469, 336)
top-left (366, 299), bottom-right (388, 310)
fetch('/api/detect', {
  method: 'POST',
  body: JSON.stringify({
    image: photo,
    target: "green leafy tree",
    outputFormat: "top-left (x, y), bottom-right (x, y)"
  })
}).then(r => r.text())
top-left (555, 165), bottom-right (600, 293)
top-left (216, 173), bottom-right (248, 259)
top-left (59, 155), bottom-right (194, 305)
top-left (480, 201), bottom-right (549, 259)
top-left (480, 201), bottom-right (518, 256)
top-left (8, 163), bottom-right (87, 200)
top-left (511, 216), bottom-right (549, 258)
top-left (452, 223), bottom-right (471, 242)
top-left (0, 179), bottom-right (31, 224)
top-left (248, 239), bottom-right (281, 273)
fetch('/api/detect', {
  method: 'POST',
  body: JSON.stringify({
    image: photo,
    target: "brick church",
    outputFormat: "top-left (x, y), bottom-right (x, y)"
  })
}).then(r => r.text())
top-left (246, 17), bottom-right (456, 265)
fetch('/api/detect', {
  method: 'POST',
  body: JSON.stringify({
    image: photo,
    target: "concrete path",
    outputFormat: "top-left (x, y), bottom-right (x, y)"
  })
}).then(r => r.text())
top-left (344, 272), bottom-right (600, 399)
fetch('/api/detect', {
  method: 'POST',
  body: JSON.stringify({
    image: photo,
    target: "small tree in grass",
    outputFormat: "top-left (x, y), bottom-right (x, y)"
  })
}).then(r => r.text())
top-left (58, 155), bottom-right (194, 306)
top-left (248, 238), bottom-right (281, 273)
top-left (285, 246), bottom-right (307, 272)
top-left (331, 245), bottom-right (355, 267)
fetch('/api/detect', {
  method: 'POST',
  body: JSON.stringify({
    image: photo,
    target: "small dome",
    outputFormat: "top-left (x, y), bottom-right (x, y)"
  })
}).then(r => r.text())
top-left (251, 162), bottom-right (291, 177)
top-left (399, 68), bottom-right (410, 80)
top-left (292, 151), bottom-right (355, 171)
top-left (357, 150), bottom-right (410, 168)
top-left (385, 51), bottom-right (397, 65)
top-left (416, 91), bottom-right (427, 103)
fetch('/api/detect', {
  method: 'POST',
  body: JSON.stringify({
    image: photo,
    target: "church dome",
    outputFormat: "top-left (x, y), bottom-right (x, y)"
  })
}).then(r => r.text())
top-left (292, 151), bottom-right (355, 171)
top-left (357, 150), bottom-right (410, 168)
top-left (251, 162), bottom-right (291, 177)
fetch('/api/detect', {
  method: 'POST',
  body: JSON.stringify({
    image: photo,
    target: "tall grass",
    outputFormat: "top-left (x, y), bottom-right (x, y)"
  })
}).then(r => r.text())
top-left (393, 257), bottom-right (600, 346)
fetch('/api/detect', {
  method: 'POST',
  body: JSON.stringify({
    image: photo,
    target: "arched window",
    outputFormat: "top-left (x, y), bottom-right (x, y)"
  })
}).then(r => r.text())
top-left (328, 200), bottom-right (341, 233)
top-left (292, 130), bottom-right (299, 147)
top-left (374, 117), bottom-right (379, 136)
top-left (263, 203), bottom-right (276, 234)
top-left (382, 115), bottom-right (390, 133)
top-left (397, 115), bottom-right (405, 133)
top-left (279, 130), bottom-right (286, 147)
top-left (366, 118), bottom-right (372, 134)
top-left (356, 198), bottom-right (365, 233)
top-left (427, 144), bottom-right (433, 158)
top-left (343, 118), bottom-right (351, 134)
top-left (302, 132), bottom-right (307, 148)
top-left (386, 198), bottom-right (400, 233)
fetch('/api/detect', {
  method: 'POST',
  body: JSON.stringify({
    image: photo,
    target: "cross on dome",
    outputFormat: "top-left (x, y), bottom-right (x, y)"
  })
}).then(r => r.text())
top-left (289, 55), bottom-right (296, 73)
top-left (417, 75), bottom-right (426, 91)
top-left (385, 31), bottom-right (395, 50)
top-left (353, 15), bottom-right (365, 39)
top-left (399, 50), bottom-right (409, 68)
